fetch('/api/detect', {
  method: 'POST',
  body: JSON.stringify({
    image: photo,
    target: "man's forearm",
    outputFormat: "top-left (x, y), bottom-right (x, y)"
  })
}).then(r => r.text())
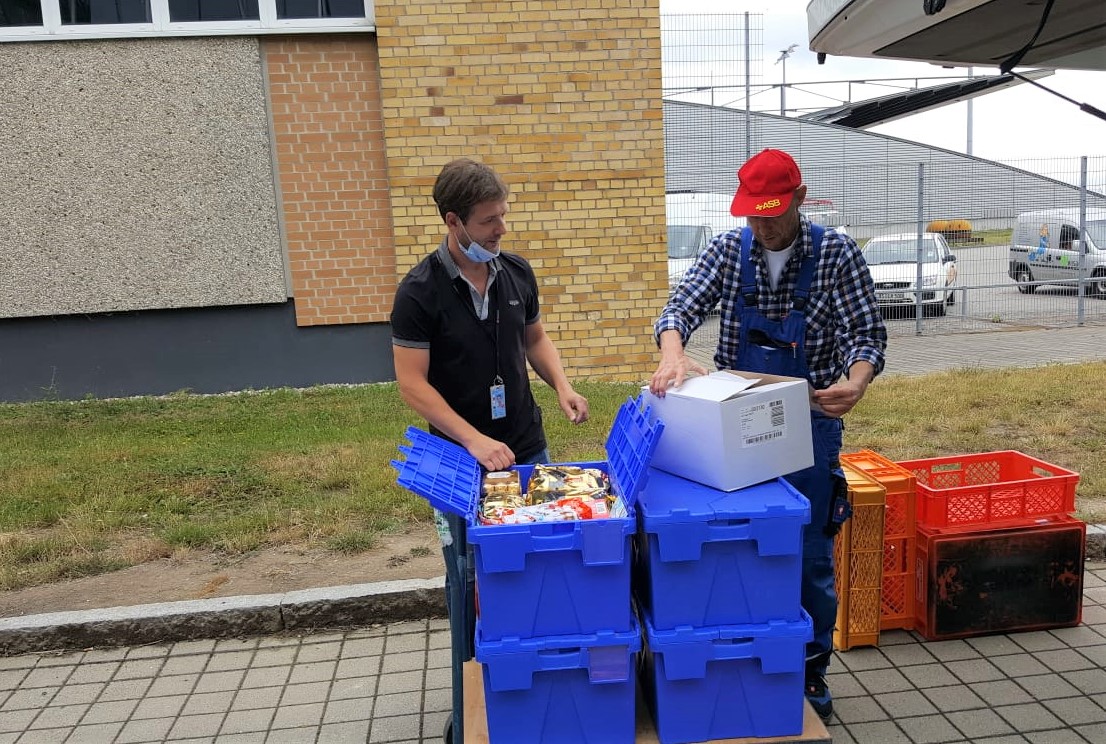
top-left (846, 360), bottom-right (876, 395)
top-left (527, 334), bottom-right (572, 394)
top-left (658, 329), bottom-right (685, 358)
top-left (398, 379), bottom-right (484, 449)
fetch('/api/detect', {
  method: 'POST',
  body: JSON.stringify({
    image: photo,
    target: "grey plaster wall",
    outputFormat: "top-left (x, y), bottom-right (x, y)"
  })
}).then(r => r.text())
top-left (0, 37), bottom-right (287, 319)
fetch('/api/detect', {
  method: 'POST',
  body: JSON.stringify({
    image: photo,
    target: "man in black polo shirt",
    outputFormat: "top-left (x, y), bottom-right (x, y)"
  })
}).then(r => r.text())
top-left (390, 157), bottom-right (589, 743)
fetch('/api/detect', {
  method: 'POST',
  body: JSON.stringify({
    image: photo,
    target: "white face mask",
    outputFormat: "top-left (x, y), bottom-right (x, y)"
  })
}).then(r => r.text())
top-left (457, 221), bottom-right (500, 263)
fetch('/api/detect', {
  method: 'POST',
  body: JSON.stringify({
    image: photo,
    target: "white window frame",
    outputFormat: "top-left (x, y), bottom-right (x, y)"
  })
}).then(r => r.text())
top-left (0, 0), bottom-right (374, 41)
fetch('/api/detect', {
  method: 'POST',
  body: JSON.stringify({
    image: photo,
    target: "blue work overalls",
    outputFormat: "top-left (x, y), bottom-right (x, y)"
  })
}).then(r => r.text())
top-left (735, 225), bottom-right (842, 677)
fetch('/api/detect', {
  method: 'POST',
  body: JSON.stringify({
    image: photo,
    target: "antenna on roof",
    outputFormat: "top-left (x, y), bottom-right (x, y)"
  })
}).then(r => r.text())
top-left (775, 44), bottom-right (799, 116)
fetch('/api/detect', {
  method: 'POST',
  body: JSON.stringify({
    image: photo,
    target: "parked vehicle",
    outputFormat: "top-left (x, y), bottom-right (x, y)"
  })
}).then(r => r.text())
top-left (665, 192), bottom-right (743, 290)
top-left (664, 193), bottom-right (844, 290)
top-left (1009, 208), bottom-right (1106, 296)
top-left (666, 222), bottom-right (711, 289)
top-left (803, 198), bottom-right (842, 229)
top-left (863, 232), bottom-right (958, 316)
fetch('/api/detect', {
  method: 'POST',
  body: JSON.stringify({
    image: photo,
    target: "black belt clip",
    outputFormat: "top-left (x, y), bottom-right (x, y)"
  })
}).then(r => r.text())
top-left (824, 470), bottom-right (852, 537)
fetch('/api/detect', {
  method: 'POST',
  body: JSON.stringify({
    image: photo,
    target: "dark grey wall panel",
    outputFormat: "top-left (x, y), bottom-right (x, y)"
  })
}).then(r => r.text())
top-left (0, 303), bottom-right (394, 402)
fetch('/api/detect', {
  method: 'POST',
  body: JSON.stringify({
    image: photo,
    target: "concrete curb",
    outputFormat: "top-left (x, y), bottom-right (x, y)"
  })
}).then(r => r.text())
top-left (1, 531), bottom-right (1102, 658)
top-left (1087, 523), bottom-right (1106, 561)
top-left (0, 576), bottom-right (446, 657)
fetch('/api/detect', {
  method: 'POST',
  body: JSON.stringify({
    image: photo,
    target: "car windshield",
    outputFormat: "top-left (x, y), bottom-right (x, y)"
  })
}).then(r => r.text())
top-left (667, 224), bottom-right (705, 259)
top-left (865, 239), bottom-right (938, 265)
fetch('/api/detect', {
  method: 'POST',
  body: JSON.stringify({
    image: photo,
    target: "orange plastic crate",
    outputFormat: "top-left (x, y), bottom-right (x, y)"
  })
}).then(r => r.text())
top-left (840, 450), bottom-right (916, 631)
top-left (833, 462), bottom-right (885, 650)
top-left (897, 450), bottom-right (1078, 529)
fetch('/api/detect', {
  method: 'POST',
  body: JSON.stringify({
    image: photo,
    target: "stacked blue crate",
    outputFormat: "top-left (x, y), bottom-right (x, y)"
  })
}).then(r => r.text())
top-left (635, 467), bottom-right (814, 743)
top-left (477, 624), bottom-right (642, 743)
top-left (392, 396), bottom-right (663, 743)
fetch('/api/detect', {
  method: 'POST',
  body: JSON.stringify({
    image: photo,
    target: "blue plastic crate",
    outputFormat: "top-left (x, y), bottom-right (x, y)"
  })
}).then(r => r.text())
top-left (635, 468), bottom-right (810, 629)
top-left (475, 617), bottom-right (641, 744)
top-left (641, 611), bottom-right (812, 744)
top-left (392, 396), bottom-right (664, 640)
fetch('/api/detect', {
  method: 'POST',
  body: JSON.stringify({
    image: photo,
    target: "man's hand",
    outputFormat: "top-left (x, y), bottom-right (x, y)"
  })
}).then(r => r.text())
top-left (811, 378), bottom-right (866, 418)
top-left (649, 329), bottom-right (707, 396)
top-left (467, 435), bottom-right (516, 472)
top-left (812, 361), bottom-right (876, 417)
top-left (558, 388), bottom-right (589, 424)
top-left (649, 353), bottom-right (708, 397)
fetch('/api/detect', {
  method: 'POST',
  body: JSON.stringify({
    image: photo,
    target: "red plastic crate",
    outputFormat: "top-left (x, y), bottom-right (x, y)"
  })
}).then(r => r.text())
top-left (897, 450), bottom-right (1078, 529)
top-left (840, 450), bottom-right (916, 631)
top-left (914, 516), bottom-right (1085, 641)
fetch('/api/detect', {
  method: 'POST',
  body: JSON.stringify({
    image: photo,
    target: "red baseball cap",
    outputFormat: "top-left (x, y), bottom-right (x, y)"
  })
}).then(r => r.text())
top-left (730, 148), bottom-right (802, 218)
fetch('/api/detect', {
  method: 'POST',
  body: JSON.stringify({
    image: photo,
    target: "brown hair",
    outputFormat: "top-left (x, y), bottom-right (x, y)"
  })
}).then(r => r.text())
top-left (432, 158), bottom-right (509, 223)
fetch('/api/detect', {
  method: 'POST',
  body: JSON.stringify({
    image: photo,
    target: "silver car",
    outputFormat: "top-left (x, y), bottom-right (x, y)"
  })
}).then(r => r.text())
top-left (863, 233), bottom-right (958, 316)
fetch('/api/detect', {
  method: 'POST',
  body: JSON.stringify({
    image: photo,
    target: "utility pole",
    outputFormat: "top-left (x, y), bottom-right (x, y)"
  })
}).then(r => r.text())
top-left (966, 66), bottom-right (974, 156)
top-left (744, 12), bottom-right (751, 160)
top-left (776, 44), bottom-right (798, 116)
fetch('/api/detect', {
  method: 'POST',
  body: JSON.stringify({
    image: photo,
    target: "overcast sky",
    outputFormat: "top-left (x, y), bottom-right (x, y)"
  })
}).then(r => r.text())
top-left (658, 0), bottom-right (1106, 168)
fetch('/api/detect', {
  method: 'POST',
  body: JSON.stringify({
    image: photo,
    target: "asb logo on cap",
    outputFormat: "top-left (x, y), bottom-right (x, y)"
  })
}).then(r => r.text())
top-left (755, 198), bottom-right (782, 212)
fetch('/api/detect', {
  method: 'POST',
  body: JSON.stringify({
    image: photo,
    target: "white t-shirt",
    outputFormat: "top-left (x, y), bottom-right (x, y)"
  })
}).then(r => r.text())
top-left (763, 242), bottom-right (796, 291)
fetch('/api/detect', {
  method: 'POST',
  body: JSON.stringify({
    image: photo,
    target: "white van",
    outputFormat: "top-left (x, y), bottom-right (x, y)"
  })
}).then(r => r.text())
top-left (1009, 208), bottom-right (1106, 295)
top-left (665, 192), bottom-right (744, 290)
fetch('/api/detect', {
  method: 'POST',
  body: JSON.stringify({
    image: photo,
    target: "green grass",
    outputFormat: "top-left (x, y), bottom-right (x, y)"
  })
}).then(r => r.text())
top-left (970, 227), bottom-right (1013, 246)
top-left (859, 227), bottom-right (1012, 250)
top-left (1, 366), bottom-right (1104, 591)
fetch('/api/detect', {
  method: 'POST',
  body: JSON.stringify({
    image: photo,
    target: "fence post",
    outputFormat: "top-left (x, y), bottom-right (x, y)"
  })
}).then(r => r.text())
top-left (1078, 156), bottom-right (1088, 326)
top-left (915, 162), bottom-right (925, 335)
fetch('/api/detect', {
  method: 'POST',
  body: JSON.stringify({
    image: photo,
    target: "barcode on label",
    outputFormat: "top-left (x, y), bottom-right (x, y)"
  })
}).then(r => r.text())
top-left (747, 430), bottom-right (783, 445)
top-left (770, 399), bottom-right (785, 427)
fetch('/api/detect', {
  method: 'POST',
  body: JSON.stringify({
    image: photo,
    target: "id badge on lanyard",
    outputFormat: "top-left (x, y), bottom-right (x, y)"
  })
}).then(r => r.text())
top-left (490, 375), bottom-right (506, 420)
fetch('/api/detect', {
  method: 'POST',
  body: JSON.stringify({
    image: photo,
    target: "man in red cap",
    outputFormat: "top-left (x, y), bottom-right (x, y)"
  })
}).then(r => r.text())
top-left (649, 148), bottom-right (886, 721)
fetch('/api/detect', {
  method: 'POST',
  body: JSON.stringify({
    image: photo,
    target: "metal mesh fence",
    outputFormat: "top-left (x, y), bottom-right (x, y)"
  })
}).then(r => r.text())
top-left (660, 15), bottom-right (1106, 343)
top-left (836, 156), bottom-right (1106, 337)
top-left (682, 153), bottom-right (1106, 349)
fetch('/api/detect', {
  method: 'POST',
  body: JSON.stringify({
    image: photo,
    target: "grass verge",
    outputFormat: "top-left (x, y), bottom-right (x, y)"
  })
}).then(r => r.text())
top-left (1, 363), bottom-right (1103, 591)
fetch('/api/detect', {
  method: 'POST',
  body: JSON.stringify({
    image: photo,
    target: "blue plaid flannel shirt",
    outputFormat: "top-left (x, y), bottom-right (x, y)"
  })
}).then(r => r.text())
top-left (655, 216), bottom-right (887, 389)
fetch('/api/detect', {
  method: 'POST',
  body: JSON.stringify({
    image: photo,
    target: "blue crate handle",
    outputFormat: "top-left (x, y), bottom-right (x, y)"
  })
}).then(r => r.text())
top-left (662, 636), bottom-right (805, 679)
top-left (649, 613), bottom-right (812, 679)
top-left (525, 530), bottom-right (583, 551)
top-left (536, 647), bottom-right (588, 669)
top-left (656, 519), bottom-right (801, 562)
top-left (704, 520), bottom-right (753, 543)
top-left (485, 645), bottom-right (633, 692)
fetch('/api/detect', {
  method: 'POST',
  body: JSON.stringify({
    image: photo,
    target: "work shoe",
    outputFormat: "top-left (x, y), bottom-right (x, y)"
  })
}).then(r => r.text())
top-left (805, 673), bottom-right (834, 721)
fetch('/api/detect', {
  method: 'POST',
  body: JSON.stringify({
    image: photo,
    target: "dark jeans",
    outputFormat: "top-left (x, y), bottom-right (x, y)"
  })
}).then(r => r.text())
top-left (443, 448), bottom-right (548, 744)
top-left (782, 414), bottom-right (843, 679)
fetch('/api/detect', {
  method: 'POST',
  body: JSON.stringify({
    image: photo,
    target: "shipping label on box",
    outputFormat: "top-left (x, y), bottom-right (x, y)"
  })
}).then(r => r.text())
top-left (643, 370), bottom-right (814, 492)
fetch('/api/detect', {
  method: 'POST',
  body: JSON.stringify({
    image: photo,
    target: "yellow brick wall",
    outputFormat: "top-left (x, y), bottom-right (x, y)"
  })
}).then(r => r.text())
top-left (374, 0), bottom-right (667, 380)
top-left (264, 36), bottom-right (396, 326)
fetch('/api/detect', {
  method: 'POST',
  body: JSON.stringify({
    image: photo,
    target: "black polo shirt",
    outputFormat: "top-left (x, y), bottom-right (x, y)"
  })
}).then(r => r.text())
top-left (391, 242), bottom-right (547, 461)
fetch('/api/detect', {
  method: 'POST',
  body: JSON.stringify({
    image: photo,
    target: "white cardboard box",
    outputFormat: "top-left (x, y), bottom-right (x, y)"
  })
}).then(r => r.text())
top-left (643, 370), bottom-right (814, 492)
